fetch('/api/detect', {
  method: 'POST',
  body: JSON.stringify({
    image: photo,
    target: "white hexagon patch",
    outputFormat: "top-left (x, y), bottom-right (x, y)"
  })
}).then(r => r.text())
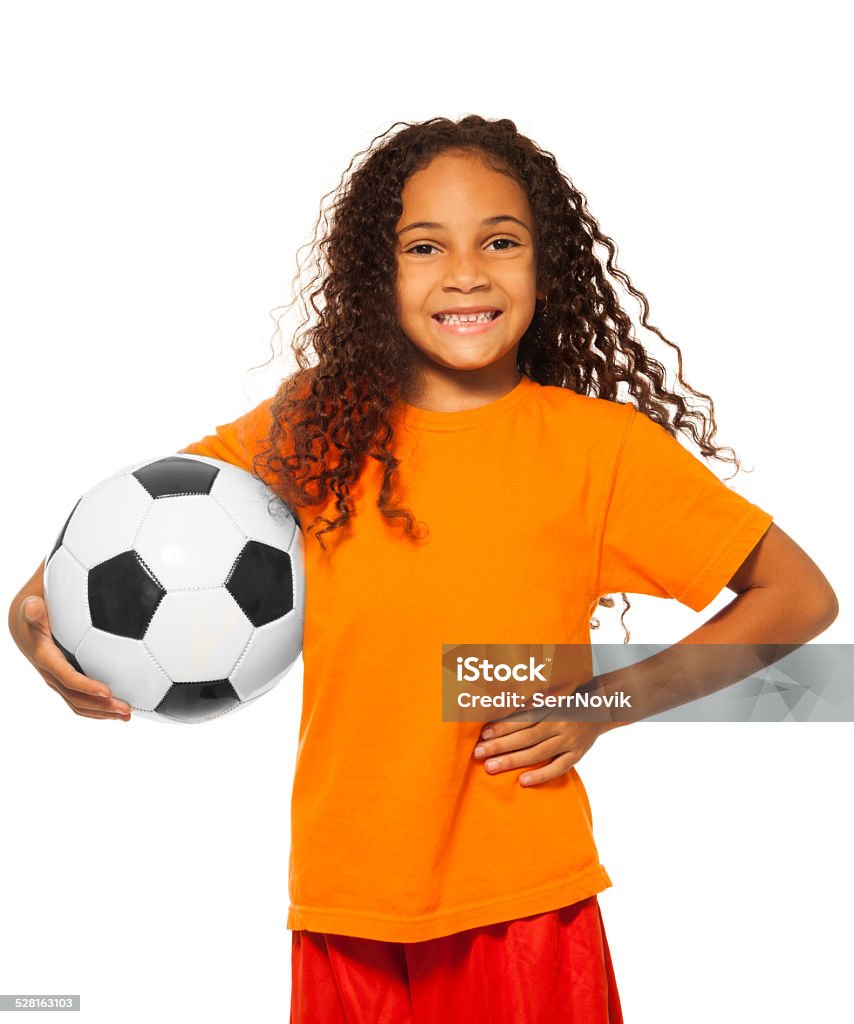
top-left (135, 494), bottom-right (246, 591)
top-left (210, 464), bottom-right (297, 550)
top-left (144, 588), bottom-right (253, 682)
top-left (63, 473), bottom-right (153, 570)
top-left (230, 610), bottom-right (304, 700)
top-left (76, 627), bottom-right (173, 711)
top-left (44, 546), bottom-right (90, 653)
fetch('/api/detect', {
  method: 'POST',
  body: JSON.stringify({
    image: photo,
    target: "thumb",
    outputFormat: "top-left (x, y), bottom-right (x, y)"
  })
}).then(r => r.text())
top-left (21, 596), bottom-right (45, 623)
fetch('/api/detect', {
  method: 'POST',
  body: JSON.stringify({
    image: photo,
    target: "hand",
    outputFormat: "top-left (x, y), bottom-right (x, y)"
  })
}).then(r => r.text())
top-left (12, 596), bottom-right (132, 721)
top-left (472, 713), bottom-right (611, 786)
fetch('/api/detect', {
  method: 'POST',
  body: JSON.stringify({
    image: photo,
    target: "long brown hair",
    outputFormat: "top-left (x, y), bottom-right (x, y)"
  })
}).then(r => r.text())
top-left (249, 115), bottom-right (742, 642)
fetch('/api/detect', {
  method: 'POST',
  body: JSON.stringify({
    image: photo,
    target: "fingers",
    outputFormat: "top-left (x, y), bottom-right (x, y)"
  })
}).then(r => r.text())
top-left (514, 752), bottom-right (578, 788)
top-left (19, 597), bottom-right (131, 720)
top-left (473, 730), bottom-right (563, 773)
top-left (473, 734), bottom-right (575, 788)
top-left (43, 671), bottom-right (132, 720)
top-left (37, 641), bottom-right (112, 702)
top-left (479, 708), bottom-right (553, 738)
top-left (476, 718), bottom-right (557, 752)
top-left (473, 721), bottom-right (604, 786)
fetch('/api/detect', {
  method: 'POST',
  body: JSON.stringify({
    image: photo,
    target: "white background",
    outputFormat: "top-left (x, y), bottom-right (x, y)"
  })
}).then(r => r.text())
top-left (2, 2), bottom-right (851, 1021)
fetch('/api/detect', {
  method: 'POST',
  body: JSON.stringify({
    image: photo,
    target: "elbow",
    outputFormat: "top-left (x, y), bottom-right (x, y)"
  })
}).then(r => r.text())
top-left (799, 582), bottom-right (839, 639)
top-left (744, 579), bottom-right (840, 644)
top-left (815, 586), bottom-right (839, 633)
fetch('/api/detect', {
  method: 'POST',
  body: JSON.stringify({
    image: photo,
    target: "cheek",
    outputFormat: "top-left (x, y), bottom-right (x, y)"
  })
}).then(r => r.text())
top-left (395, 278), bottom-right (415, 316)
top-left (397, 293), bottom-right (425, 329)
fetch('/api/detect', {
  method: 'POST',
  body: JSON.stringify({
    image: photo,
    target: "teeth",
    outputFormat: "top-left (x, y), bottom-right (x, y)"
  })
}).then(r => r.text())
top-left (436, 311), bottom-right (498, 324)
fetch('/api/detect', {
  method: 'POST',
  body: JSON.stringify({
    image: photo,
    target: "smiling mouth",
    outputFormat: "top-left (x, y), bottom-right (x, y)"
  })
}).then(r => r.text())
top-left (433, 310), bottom-right (502, 322)
top-left (432, 311), bottom-right (504, 334)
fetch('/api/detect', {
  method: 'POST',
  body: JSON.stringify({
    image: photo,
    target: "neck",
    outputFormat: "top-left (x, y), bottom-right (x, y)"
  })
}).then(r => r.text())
top-left (403, 354), bottom-right (522, 414)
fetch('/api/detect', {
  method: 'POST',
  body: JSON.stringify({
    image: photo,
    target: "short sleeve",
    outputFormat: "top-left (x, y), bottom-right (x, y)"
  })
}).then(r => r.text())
top-left (596, 405), bottom-right (774, 612)
top-left (178, 396), bottom-right (276, 478)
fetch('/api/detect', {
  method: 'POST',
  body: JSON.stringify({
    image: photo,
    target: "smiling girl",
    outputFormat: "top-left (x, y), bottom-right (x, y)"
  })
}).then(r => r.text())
top-left (394, 163), bottom-right (544, 411)
top-left (9, 115), bottom-right (837, 1022)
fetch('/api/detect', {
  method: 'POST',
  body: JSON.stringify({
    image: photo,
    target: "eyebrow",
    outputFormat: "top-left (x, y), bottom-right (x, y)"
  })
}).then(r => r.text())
top-left (396, 215), bottom-right (532, 236)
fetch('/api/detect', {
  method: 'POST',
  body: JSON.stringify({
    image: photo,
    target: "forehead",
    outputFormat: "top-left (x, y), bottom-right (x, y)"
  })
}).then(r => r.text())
top-left (397, 150), bottom-right (531, 221)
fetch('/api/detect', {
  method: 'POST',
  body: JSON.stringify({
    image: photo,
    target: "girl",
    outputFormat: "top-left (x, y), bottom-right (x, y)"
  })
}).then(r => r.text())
top-left (9, 115), bottom-right (838, 1022)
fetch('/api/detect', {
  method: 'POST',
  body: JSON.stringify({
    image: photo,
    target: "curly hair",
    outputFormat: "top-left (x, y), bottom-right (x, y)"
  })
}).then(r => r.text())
top-left (249, 114), bottom-right (744, 643)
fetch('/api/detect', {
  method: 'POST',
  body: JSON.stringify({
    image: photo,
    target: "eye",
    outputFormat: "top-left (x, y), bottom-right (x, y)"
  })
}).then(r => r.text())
top-left (486, 238), bottom-right (520, 251)
top-left (403, 238), bottom-right (521, 256)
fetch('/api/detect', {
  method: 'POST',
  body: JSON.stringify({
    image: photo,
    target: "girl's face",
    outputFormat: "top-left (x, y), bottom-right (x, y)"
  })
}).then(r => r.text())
top-left (395, 150), bottom-right (544, 396)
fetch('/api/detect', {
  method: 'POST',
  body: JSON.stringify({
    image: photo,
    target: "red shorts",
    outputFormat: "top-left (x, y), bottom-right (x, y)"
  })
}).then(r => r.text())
top-left (290, 896), bottom-right (623, 1023)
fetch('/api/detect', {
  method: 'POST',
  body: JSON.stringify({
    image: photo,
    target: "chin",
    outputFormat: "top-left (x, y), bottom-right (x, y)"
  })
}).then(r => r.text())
top-left (435, 345), bottom-right (506, 363)
top-left (438, 357), bottom-right (499, 371)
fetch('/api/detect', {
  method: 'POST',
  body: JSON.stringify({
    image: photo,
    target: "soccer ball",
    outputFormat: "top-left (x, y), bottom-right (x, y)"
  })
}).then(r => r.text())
top-left (43, 454), bottom-right (305, 725)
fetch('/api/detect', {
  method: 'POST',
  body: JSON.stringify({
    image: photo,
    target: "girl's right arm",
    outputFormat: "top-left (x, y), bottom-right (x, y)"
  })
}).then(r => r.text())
top-left (7, 561), bottom-right (132, 721)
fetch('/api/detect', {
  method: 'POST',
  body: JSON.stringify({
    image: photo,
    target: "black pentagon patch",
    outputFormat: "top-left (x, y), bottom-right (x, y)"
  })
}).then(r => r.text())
top-left (156, 680), bottom-right (240, 723)
top-left (89, 551), bottom-right (165, 639)
top-left (52, 634), bottom-right (84, 675)
top-left (133, 456), bottom-right (219, 498)
top-left (47, 497), bottom-right (82, 566)
top-left (226, 541), bottom-right (293, 627)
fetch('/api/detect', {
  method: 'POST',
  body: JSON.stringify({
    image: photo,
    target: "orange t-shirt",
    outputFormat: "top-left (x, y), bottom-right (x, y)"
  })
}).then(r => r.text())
top-left (179, 374), bottom-right (773, 942)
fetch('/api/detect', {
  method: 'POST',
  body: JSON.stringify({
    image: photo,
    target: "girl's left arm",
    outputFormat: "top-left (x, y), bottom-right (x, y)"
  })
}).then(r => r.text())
top-left (704, 520), bottom-right (838, 643)
top-left (591, 520), bottom-right (839, 730)
top-left (472, 523), bottom-right (839, 785)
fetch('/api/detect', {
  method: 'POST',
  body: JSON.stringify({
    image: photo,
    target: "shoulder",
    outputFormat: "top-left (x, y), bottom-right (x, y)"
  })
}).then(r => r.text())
top-left (527, 381), bottom-right (636, 433)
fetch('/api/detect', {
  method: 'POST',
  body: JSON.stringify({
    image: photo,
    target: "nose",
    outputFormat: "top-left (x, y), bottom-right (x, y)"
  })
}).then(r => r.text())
top-left (442, 249), bottom-right (490, 291)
